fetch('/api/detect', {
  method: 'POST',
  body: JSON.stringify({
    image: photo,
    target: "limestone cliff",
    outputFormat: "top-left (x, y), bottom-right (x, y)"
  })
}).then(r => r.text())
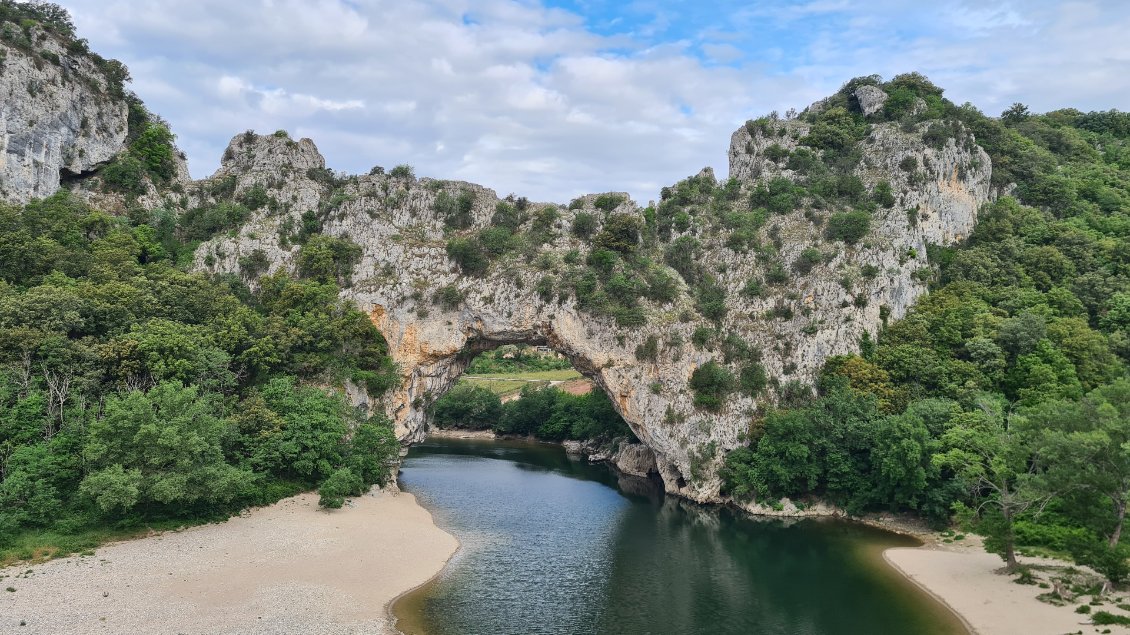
top-left (0, 22), bottom-right (127, 203)
top-left (193, 84), bottom-right (992, 504)
top-left (0, 15), bottom-right (190, 209)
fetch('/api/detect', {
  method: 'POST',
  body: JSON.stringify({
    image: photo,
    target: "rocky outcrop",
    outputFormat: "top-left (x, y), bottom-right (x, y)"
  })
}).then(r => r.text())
top-left (613, 442), bottom-right (658, 478)
top-left (194, 99), bottom-right (991, 504)
top-left (0, 29), bottom-right (128, 204)
top-left (854, 85), bottom-right (888, 117)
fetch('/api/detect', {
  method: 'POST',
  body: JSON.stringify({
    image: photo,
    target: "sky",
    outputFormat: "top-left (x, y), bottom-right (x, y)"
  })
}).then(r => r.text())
top-left (58, 0), bottom-right (1130, 204)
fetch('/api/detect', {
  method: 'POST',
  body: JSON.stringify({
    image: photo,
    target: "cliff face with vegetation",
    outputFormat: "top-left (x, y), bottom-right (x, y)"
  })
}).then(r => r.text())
top-left (0, 19), bottom-right (996, 502)
top-left (192, 81), bottom-right (992, 502)
top-left (8, 2), bottom-right (1130, 583)
top-left (0, 16), bottom-right (130, 203)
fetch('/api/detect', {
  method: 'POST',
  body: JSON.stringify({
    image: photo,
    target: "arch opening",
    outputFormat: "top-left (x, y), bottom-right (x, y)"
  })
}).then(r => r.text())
top-left (409, 340), bottom-right (665, 484)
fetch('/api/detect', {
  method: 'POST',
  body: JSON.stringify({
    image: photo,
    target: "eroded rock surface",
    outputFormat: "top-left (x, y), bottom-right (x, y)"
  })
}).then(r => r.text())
top-left (854, 85), bottom-right (889, 117)
top-left (0, 30), bottom-right (128, 204)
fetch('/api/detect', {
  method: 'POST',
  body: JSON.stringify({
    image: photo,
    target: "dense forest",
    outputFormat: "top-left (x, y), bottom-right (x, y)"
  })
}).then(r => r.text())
top-left (0, 187), bottom-right (403, 560)
top-left (721, 77), bottom-right (1130, 581)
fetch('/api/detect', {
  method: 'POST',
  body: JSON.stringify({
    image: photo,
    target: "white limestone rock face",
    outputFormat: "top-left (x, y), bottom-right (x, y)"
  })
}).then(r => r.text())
top-left (854, 85), bottom-right (889, 117)
top-left (0, 32), bottom-right (128, 204)
top-left (189, 132), bottom-right (329, 281)
top-left (197, 109), bottom-right (991, 505)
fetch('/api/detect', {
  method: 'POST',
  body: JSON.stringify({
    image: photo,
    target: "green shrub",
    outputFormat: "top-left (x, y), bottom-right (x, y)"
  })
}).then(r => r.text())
top-left (318, 468), bottom-right (364, 509)
top-left (765, 263), bottom-right (789, 285)
top-left (1092, 612), bottom-right (1130, 626)
top-left (238, 249), bottom-right (269, 278)
top-left (297, 235), bottom-right (362, 285)
top-left (100, 155), bottom-right (147, 195)
top-left (390, 164), bottom-right (414, 179)
top-left (491, 201), bottom-right (525, 230)
top-left (740, 362), bottom-right (768, 396)
top-left (536, 276), bottom-right (555, 302)
top-left (786, 148), bottom-right (820, 174)
top-left (695, 277), bottom-right (728, 322)
top-left (664, 236), bottom-right (702, 283)
top-left (433, 285), bottom-right (463, 310)
top-left (750, 177), bottom-right (804, 215)
top-left (593, 193), bottom-right (626, 212)
top-left (825, 211), bottom-right (871, 244)
top-left (635, 335), bottom-right (659, 362)
top-left (477, 227), bottom-right (517, 256)
top-left (764, 144), bottom-right (790, 162)
top-left (794, 247), bottom-right (823, 274)
top-left (436, 190), bottom-right (476, 229)
top-left (872, 180), bottom-right (896, 208)
top-left (593, 214), bottom-right (641, 254)
top-left (741, 278), bottom-right (763, 298)
top-left (446, 238), bottom-right (488, 275)
top-left (691, 327), bottom-right (715, 350)
top-left (178, 202), bottom-right (251, 242)
top-left (572, 212), bottom-right (597, 239)
top-left (690, 361), bottom-right (737, 410)
top-left (239, 185), bottom-right (270, 210)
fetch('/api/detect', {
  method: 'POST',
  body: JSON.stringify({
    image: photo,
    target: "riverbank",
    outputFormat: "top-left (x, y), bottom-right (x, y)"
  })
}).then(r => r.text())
top-left (0, 488), bottom-right (458, 635)
top-left (885, 537), bottom-right (1130, 635)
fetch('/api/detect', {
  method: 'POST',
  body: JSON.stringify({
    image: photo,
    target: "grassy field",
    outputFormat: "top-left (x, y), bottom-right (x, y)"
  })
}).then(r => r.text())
top-left (467, 370), bottom-right (582, 381)
top-left (459, 369), bottom-right (583, 397)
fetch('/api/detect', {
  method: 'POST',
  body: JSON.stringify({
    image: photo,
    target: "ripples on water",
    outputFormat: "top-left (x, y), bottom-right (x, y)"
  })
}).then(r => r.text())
top-left (394, 438), bottom-right (965, 635)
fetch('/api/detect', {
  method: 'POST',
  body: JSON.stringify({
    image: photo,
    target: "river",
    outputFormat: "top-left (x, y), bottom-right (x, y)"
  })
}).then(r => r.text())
top-left (392, 437), bottom-right (966, 635)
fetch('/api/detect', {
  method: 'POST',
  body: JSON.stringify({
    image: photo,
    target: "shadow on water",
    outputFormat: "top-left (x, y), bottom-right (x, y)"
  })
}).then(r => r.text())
top-left (393, 438), bottom-right (966, 635)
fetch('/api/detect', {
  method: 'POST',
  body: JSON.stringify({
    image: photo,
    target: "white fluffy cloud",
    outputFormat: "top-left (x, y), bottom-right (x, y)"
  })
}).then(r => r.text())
top-left (58, 0), bottom-right (1130, 203)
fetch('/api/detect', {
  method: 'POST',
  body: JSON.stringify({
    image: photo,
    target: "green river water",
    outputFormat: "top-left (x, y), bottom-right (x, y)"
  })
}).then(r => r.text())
top-left (392, 437), bottom-right (966, 635)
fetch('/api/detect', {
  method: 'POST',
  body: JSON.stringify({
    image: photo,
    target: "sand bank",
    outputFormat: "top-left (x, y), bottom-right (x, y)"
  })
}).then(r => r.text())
top-left (0, 489), bottom-right (458, 635)
top-left (885, 545), bottom-right (1130, 635)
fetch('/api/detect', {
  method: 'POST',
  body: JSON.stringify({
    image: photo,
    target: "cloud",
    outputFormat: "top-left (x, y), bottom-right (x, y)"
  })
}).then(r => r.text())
top-left (55, 0), bottom-right (1130, 203)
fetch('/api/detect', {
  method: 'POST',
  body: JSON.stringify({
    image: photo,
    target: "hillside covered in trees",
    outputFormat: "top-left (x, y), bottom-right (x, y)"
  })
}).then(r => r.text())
top-left (721, 81), bottom-right (1130, 579)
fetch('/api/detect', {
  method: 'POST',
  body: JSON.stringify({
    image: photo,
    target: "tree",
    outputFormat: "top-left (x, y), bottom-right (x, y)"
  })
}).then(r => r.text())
top-left (80, 382), bottom-right (255, 515)
top-left (129, 124), bottom-right (177, 182)
top-left (249, 377), bottom-right (351, 482)
top-left (347, 417), bottom-right (399, 487)
top-left (933, 395), bottom-right (1046, 572)
top-left (1025, 381), bottom-right (1130, 548)
top-left (1001, 103), bottom-right (1031, 125)
top-left (430, 383), bottom-right (502, 430)
top-left (318, 467), bottom-right (363, 509)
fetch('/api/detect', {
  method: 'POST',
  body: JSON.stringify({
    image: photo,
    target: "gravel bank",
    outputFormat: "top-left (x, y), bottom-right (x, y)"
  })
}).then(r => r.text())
top-left (0, 489), bottom-right (458, 635)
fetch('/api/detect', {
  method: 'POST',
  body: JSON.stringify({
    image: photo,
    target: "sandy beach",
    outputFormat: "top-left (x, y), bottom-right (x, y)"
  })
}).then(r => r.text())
top-left (885, 543), bottom-right (1130, 635)
top-left (0, 489), bottom-right (458, 635)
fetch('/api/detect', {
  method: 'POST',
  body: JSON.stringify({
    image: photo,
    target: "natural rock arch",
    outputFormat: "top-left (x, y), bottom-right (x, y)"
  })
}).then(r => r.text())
top-left (195, 91), bottom-right (992, 503)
